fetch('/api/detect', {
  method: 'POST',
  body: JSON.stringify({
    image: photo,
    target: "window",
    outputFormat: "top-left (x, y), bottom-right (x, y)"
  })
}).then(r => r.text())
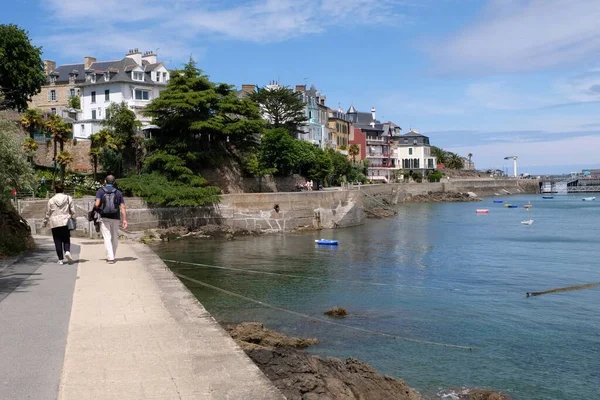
top-left (69, 75), bottom-right (76, 84)
top-left (91, 91), bottom-right (96, 103)
top-left (81, 124), bottom-right (85, 135)
top-left (90, 74), bottom-right (96, 83)
top-left (104, 72), bottom-right (109, 82)
top-left (162, 72), bottom-right (167, 81)
top-left (98, 108), bottom-right (102, 117)
top-left (91, 110), bottom-right (97, 119)
top-left (105, 89), bottom-right (110, 101)
top-left (155, 72), bottom-right (160, 82)
top-left (134, 89), bottom-right (150, 100)
top-left (133, 71), bottom-right (144, 81)
top-left (404, 138), bottom-right (408, 144)
top-left (50, 76), bottom-right (57, 84)
top-left (106, 108), bottom-right (111, 119)
top-left (69, 88), bottom-right (76, 98)
top-left (409, 148), bottom-right (413, 155)
top-left (428, 158), bottom-right (434, 169)
top-left (51, 108), bottom-right (57, 115)
top-left (49, 90), bottom-right (57, 101)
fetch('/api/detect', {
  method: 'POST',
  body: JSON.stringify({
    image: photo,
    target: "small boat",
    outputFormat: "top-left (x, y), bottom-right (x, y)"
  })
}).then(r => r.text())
top-left (507, 205), bottom-right (518, 208)
top-left (476, 209), bottom-right (489, 214)
top-left (315, 239), bottom-right (338, 245)
top-left (542, 196), bottom-right (554, 199)
top-left (493, 200), bottom-right (504, 203)
top-left (521, 219), bottom-right (534, 225)
top-left (504, 203), bottom-right (511, 207)
top-left (523, 203), bottom-right (533, 209)
top-left (582, 197), bottom-right (596, 201)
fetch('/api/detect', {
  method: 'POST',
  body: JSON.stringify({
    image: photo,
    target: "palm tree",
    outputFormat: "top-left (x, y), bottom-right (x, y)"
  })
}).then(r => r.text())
top-left (44, 114), bottom-right (72, 185)
top-left (447, 152), bottom-right (465, 170)
top-left (468, 152), bottom-right (473, 162)
top-left (348, 144), bottom-right (360, 163)
top-left (430, 146), bottom-right (448, 166)
top-left (22, 138), bottom-right (38, 165)
top-left (20, 109), bottom-right (43, 139)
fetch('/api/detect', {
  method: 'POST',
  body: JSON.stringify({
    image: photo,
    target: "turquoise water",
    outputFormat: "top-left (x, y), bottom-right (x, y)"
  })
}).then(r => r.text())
top-left (152, 194), bottom-right (600, 400)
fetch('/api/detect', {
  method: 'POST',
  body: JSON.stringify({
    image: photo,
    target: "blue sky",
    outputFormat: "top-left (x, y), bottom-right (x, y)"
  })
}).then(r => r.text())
top-left (4, 0), bottom-right (600, 174)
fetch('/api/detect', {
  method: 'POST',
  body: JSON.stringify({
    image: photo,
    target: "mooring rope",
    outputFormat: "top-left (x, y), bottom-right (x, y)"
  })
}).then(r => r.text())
top-left (163, 259), bottom-right (456, 292)
top-left (526, 282), bottom-right (600, 297)
top-left (174, 271), bottom-right (476, 351)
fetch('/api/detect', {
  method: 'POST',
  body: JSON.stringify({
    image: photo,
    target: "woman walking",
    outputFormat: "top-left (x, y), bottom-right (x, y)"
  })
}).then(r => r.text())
top-left (43, 184), bottom-right (76, 264)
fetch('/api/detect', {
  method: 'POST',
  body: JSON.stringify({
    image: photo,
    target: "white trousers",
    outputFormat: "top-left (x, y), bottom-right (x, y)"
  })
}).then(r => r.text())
top-left (100, 218), bottom-right (120, 261)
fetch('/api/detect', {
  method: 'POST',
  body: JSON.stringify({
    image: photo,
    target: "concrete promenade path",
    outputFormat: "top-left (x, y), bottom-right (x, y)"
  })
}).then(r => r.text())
top-left (1, 237), bottom-right (284, 400)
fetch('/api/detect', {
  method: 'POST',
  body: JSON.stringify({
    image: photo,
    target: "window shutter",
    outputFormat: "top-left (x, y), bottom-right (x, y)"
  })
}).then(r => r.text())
top-left (47, 90), bottom-right (51, 101)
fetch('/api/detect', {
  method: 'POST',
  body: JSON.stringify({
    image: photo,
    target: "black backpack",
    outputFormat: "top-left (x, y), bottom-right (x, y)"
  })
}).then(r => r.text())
top-left (100, 187), bottom-right (119, 217)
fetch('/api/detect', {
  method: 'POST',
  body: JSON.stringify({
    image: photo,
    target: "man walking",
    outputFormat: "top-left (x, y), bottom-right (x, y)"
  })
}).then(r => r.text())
top-left (95, 175), bottom-right (127, 263)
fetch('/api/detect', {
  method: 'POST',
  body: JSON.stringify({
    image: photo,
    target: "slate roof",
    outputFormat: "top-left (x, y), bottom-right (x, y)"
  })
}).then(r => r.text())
top-left (49, 56), bottom-right (167, 87)
top-left (51, 63), bottom-right (86, 84)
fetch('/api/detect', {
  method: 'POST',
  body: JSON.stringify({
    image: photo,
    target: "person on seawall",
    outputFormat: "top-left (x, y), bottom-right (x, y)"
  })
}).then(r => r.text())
top-left (43, 183), bottom-right (76, 265)
top-left (95, 175), bottom-right (128, 264)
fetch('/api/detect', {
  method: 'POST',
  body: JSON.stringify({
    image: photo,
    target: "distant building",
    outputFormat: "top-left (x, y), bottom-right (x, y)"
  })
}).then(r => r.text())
top-left (296, 84), bottom-right (328, 147)
top-left (349, 126), bottom-right (366, 161)
top-left (29, 59), bottom-right (83, 116)
top-left (71, 49), bottom-right (170, 138)
top-left (395, 129), bottom-right (437, 172)
top-left (328, 106), bottom-right (352, 155)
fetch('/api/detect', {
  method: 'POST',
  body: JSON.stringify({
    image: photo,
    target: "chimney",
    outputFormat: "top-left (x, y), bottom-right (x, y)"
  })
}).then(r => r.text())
top-left (142, 50), bottom-right (157, 64)
top-left (126, 48), bottom-right (142, 65)
top-left (371, 106), bottom-right (376, 121)
top-left (241, 84), bottom-right (256, 95)
top-left (43, 60), bottom-right (56, 75)
top-left (295, 84), bottom-right (306, 92)
top-left (84, 56), bottom-right (97, 70)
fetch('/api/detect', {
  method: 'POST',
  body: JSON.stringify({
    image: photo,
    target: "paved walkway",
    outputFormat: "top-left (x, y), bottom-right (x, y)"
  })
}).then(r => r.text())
top-left (1, 237), bottom-right (283, 400)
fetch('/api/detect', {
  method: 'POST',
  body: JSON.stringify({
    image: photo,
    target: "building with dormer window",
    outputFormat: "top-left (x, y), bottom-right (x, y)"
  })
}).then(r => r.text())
top-left (29, 60), bottom-right (84, 116)
top-left (48, 49), bottom-right (170, 138)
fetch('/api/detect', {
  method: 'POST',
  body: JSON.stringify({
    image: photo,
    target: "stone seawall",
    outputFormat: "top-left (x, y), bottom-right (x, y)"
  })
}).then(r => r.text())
top-left (18, 179), bottom-right (539, 235)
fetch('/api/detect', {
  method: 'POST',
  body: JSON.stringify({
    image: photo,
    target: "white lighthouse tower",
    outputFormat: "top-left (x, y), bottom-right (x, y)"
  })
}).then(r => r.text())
top-left (504, 156), bottom-right (518, 177)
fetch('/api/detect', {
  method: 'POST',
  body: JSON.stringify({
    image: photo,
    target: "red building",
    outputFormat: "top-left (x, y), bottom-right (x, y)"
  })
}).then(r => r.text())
top-left (349, 126), bottom-right (366, 161)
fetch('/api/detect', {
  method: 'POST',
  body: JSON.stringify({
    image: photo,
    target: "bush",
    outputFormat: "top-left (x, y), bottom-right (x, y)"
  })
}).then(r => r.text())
top-left (428, 170), bottom-right (443, 182)
top-left (410, 171), bottom-right (423, 183)
top-left (118, 173), bottom-right (221, 206)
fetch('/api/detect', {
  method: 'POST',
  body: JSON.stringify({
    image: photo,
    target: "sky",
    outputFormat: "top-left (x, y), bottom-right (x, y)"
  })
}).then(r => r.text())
top-left (4, 0), bottom-right (600, 174)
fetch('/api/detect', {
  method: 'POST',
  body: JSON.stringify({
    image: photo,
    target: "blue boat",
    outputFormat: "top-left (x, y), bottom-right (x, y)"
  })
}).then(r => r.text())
top-left (507, 205), bottom-right (518, 208)
top-left (493, 200), bottom-right (504, 203)
top-left (315, 239), bottom-right (338, 245)
top-left (542, 196), bottom-right (554, 199)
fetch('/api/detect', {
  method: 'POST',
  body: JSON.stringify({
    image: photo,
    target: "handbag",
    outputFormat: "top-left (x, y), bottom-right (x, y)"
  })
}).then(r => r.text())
top-left (67, 196), bottom-right (77, 230)
top-left (67, 217), bottom-right (77, 230)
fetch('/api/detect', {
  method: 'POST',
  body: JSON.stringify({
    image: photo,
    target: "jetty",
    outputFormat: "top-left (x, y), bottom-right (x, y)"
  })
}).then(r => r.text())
top-left (0, 237), bottom-right (283, 400)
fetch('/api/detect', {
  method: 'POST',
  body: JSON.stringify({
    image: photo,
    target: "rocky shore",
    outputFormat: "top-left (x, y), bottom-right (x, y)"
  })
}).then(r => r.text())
top-left (403, 191), bottom-right (482, 203)
top-left (225, 322), bottom-right (510, 400)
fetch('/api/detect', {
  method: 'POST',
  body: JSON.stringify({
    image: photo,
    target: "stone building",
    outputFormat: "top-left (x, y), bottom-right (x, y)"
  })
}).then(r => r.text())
top-left (28, 59), bottom-right (85, 115)
top-left (328, 107), bottom-right (352, 155)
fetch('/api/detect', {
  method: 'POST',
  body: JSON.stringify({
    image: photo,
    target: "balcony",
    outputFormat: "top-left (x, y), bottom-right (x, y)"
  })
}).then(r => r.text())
top-left (366, 137), bottom-right (385, 143)
top-left (366, 152), bottom-right (391, 158)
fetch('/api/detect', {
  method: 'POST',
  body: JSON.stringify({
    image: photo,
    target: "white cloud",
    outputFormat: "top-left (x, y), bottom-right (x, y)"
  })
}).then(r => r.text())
top-left (40, 0), bottom-right (410, 61)
top-left (428, 0), bottom-right (600, 74)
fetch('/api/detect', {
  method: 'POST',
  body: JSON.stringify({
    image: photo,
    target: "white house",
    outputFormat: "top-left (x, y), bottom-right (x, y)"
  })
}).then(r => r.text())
top-left (394, 129), bottom-right (437, 173)
top-left (72, 49), bottom-right (170, 138)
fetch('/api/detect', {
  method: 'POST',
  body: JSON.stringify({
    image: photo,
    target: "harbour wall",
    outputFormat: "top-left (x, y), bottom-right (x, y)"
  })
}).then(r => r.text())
top-left (18, 179), bottom-right (539, 235)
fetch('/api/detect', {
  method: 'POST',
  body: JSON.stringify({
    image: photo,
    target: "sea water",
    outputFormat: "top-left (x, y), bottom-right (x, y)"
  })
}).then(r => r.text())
top-left (152, 193), bottom-right (600, 400)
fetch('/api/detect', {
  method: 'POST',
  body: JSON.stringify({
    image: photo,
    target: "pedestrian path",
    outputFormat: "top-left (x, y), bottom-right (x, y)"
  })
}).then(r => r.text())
top-left (0, 237), bottom-right (79, 400)
top-left (1, 237), bottom-right (283, 400)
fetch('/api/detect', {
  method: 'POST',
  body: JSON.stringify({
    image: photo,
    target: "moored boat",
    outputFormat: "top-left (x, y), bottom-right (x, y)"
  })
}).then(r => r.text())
top-left (507, 205), bottom-right (518, 208)
top-left (521, 219), bottom-right (534, 225)
top-left (523, 203), bottom-right (533, 209)
top-left (476, 209), bottom-right (489, 214)
top-left (582, 197), bottom-right (596, 201)
top-left (493, 200), bottom-right (504, 203)
top-left (542, 196), bottom-right (554, 199)
top-left (315, 239), bottom-right (339, 245)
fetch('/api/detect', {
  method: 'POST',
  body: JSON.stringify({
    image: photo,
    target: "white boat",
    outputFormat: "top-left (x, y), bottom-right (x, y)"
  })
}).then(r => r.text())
top-left (521, 219), bottom-right (534, 225)
top-left (582, 197), bottom-right (596, 201)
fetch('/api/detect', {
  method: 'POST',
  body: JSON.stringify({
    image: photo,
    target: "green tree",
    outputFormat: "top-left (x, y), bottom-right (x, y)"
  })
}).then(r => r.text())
top-left (103, 102), bottom-right (140, 176)
top-left (89, 129), bottom-right (118, 180)
top-left (22, 137), bottom-right (38, 165)
top-left (250, 85), bottom-right (307, 135)
top-left (243, 153), bottom-right (277, 193)
top-left (348, 144), bottom-right (360, 163)
top-left (145, 58), bottom-right (264, 164)
top-left (0, 25), bottom-right (46, 111)
top-left (67, 95), bottom-right (81, 110)
top-left (259, 128), bottom-right (300, 176)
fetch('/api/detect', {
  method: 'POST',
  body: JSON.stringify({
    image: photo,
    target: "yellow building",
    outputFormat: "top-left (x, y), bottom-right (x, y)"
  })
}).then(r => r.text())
top-left (328, 108), bottom-right (352, 155)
